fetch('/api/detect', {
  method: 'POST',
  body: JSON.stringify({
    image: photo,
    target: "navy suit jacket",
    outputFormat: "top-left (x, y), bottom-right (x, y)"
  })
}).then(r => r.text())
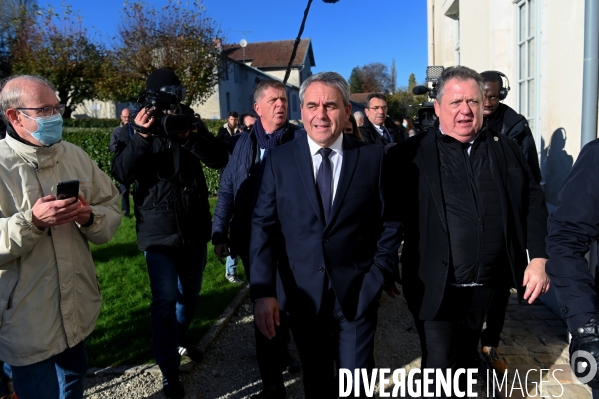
top-left (249, 133), bottom-right (401, 322)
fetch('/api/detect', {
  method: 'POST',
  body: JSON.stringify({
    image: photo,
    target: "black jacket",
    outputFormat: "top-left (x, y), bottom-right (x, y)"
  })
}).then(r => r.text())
top-left (111, 114), bottom-right (227, 251)
top-left (484, 103), bottom-right (542, 184)
top-left (546, 139), bottom-right (599, 331)
top-left (216, 125), bottom-right (234, 145)
top-left (212, 122), bottom-right (303, 255)
top-left (359, 117), bottom-right (405, 146)
top-left (388, 124), bottom-right (548, 320)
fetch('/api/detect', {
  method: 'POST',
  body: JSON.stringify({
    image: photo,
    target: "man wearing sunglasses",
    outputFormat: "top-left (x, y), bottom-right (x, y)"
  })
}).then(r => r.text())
top-left (0, 75), bottom-right (121, 399)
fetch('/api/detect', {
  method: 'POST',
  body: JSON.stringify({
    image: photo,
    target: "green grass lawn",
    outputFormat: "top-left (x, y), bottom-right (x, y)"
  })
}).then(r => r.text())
top-left (86, 198), bottom-right (245, 367)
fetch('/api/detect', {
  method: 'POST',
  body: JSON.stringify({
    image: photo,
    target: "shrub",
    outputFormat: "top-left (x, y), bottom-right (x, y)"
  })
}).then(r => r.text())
top-left (62, 124), bottom-right (223, 195)
top-left (63, 119), bottom-right (121, 128)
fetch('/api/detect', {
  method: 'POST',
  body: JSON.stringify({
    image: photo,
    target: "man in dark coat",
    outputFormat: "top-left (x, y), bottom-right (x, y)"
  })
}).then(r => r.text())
top-left (479, 70), bottom-right (544, 372)
top-left (216, 111), bottom-right (239, 145)
top-left (387, 66), bottom-right (548, 392)
top-left (212, 80), bottom-right (302, 399)
top-left (546, 138), bottom-right (599, 395)
top-left (251, 72), bottom-right (401, 398)
top-left (109, 108), bottom-right (132, 216)
top-left (359, 93), bottom-right (404, 146)
top-left (112, 69), bottom-right (227, 398)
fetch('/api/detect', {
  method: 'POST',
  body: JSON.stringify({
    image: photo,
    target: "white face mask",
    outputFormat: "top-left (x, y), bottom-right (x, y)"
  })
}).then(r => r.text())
top-left (19, 111), bottom-right (63, 146)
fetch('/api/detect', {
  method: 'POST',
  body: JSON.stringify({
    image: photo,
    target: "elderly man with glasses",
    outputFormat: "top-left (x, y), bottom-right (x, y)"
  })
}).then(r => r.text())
top-left (359, 93), bottom-right (404, 146)
top-left (0, 75), bottom-right (121, 399)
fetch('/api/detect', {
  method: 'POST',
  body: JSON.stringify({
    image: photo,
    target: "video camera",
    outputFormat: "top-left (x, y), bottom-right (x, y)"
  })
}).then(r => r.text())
top-left (132, 85), bottom-right (193, 137)
top-left (411, 66), bottom-right (445, 131)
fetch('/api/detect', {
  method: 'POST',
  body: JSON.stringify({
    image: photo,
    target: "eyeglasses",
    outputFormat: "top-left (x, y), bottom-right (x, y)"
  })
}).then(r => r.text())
top-left (368, 106), bottom-right (388, 112)
top-left (17, 104), bottom-right (65, 117)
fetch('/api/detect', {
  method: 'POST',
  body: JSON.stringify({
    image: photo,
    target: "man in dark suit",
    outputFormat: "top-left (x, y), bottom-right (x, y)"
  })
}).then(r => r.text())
top-left (359, 93), bottom-right (404, 146)
top-left (387, 66), bottom-right (548, 389)
top-left (250, 72), bottom-right (401, 398)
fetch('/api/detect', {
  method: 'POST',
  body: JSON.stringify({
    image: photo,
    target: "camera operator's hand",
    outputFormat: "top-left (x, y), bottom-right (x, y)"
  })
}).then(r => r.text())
top-left (32, 195), bottom-right (81, 229)
top-left (133, 107), bottom-right (155, 139)
top-left (570, 316), bottom-right (599, 389)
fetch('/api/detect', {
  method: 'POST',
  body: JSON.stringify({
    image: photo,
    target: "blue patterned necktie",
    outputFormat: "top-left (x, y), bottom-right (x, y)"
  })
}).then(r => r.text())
top-left (316, 148), bottom-right (333, 222)
top-left (381, 125), bottom-right (393, 143)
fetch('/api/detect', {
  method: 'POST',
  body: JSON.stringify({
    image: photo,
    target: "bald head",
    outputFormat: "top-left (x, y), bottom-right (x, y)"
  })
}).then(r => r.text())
top-left (0, 75), bottom-right (61, 146)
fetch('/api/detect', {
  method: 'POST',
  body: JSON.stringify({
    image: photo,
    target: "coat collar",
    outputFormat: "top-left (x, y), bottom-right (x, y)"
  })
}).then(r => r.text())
top-left (5, 128), bottom-right (61, 170)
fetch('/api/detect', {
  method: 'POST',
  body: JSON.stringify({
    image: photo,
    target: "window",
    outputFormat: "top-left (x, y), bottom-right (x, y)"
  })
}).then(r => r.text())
top-left (291, 94), bottom-right (298, 112)
top-left (516, 0), bottom-right (538, 136)
top-left (226, 92), bottom-right (231, 113)
top-left (233, 64), bottom-right (240, 84)
top-left (222, 60), bottom-right (229, 81)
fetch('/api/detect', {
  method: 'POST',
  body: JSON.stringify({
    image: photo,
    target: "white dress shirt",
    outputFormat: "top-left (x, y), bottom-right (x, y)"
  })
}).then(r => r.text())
top-left (307, 133), bottom-right (344, 202)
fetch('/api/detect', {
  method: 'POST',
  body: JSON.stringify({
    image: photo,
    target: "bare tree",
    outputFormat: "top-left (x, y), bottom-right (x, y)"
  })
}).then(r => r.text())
top-left (359, 62), bottom-right (392, 93)
top-left (98, 0), bottom-right (223, 105)
top-left (390, 59), bottom-right (397, 94)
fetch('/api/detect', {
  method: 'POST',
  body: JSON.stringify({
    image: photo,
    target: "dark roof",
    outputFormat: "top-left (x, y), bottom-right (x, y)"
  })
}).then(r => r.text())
top-left (223, 39), bottom-right (315, 69)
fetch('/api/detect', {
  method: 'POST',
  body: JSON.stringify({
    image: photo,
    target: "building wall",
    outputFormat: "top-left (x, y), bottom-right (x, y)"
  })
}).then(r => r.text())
top-left (263, 68), bottom-right (301, 88)
top-left (193, 62), bottom-right (301, 121)
top-left (72, 99), bottom-right (117, 119)
top-left (427, 0), bottom-right (591, 207)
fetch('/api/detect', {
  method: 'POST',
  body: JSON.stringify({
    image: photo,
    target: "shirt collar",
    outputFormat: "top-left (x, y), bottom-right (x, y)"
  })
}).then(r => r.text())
top-left (307, 132), bottom-right (344, 156)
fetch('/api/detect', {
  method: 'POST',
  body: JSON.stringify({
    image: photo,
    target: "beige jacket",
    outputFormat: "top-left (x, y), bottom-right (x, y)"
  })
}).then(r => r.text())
top-left (0, 134), bottom-right (121, 366)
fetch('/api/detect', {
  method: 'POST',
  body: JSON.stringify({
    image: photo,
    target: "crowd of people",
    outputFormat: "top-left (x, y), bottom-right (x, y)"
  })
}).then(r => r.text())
top-left (1, 65), bottom-right (599, 399)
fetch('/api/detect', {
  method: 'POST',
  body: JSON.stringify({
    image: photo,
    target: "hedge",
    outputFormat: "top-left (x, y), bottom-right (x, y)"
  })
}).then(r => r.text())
top-left (62, 119), bottom-right (226, 196)
top-left (64, 118), bottom-right (225, 131)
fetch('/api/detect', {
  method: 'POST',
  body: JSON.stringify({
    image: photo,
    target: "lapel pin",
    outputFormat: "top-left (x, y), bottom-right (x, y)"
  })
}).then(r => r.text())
top-left (494, 137), bottom-right (499, 142)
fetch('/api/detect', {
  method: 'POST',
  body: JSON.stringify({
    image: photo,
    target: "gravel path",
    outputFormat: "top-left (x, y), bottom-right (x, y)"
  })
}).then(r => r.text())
top-left (83, 287), bottom-right (421, 398)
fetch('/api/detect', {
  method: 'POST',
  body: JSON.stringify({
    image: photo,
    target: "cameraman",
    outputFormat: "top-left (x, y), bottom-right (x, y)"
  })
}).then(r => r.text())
top-left (111, 69), bottom-right (227, 399)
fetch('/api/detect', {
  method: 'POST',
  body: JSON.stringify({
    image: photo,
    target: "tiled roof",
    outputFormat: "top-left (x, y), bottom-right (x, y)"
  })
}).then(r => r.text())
top-left (223, 39), bottom-right (315, 68)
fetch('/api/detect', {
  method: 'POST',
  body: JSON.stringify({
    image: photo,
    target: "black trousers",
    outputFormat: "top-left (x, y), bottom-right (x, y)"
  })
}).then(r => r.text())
top-left (288, 288), bottom-right (380, 399)
top-left (415, 286), bottom-right (494, 396)
top-left (240, 250), bottom-right (290, 392)
top-left (480, 286), bottom-right (511, 348)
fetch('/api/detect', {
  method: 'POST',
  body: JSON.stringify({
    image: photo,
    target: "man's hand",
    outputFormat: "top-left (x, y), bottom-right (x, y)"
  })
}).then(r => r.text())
top-left (385, 279), bottom-right (402, 298)
top-left (133, 107), bottom-right (155, 139)
top-left (570, 317), bottom-right (599, 389)
top-left (254, 297), bottom-right (280, 339)
top-left (75, 194), bottom-right (93, 225)
top-left (214, 243), bottom-right (229, 264)
top-left (31, 195), bottom-right (80, 228)
top-left (522, 257), bottom-right (550, 304)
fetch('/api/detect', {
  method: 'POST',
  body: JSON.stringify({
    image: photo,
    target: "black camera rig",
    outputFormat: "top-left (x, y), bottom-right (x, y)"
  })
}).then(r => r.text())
top-left (132, 85), bottom-right (193, 137)
top-left (411, 66), bottom-right (445, 131)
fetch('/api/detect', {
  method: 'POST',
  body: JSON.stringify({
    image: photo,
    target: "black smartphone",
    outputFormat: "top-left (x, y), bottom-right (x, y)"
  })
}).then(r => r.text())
top-left (56, 180), bottom-right (80, 200)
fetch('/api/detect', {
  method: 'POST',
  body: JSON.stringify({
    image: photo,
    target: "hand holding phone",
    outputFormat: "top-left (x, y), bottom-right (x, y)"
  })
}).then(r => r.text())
top-left (56, 180), bottom-right (80, 200)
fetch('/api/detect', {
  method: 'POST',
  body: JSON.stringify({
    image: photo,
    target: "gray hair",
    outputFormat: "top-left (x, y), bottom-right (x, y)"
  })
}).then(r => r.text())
top-left (299, 72), bottom-right (350, 106)
top-left (353, 111), bottom-right (364, 119)
top-left (254, 79), bottom-right (287, 103)
top-left (0, 75), bottom-right (57, 122)
top-left (435, 66), bottom-right (483, 103)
